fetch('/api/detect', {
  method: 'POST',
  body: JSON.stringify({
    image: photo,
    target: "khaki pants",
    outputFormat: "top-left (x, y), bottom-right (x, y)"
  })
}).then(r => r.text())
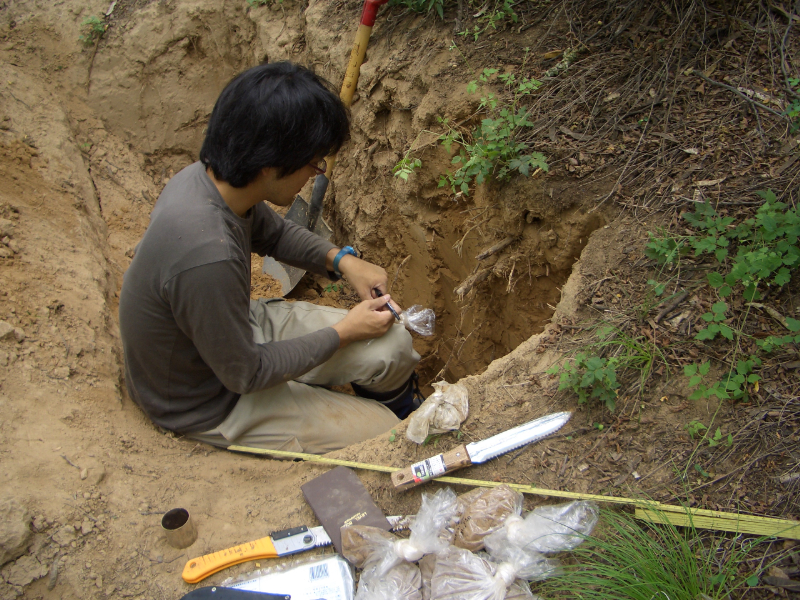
top-left (188, 299), bottom-right (420, 454)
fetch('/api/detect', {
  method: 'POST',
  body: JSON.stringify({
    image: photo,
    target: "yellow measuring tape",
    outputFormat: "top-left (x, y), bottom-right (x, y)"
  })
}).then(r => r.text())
top-left (228, 445), bottom-right (800, 540)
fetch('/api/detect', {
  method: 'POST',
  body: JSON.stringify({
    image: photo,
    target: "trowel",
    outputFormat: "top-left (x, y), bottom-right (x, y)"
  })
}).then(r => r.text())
top-left (262, 0), bottom-right (389, 295)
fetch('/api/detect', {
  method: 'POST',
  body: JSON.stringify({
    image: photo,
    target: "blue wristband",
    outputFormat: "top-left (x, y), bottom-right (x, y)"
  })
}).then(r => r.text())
top-left (333, 246), bottom-right (358, 278)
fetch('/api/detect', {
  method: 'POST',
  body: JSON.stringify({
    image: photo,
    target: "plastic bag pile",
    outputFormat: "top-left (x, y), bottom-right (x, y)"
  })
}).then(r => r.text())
top-left (341, 486), bottom-right (599, 600)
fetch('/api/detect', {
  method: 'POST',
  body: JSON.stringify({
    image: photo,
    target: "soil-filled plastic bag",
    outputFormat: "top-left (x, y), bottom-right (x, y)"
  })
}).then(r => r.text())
top-left (429, 546), bottom-right (557, 600)
top-left (418, 554), bottom-right (437, 600)
top-left (406, 381), bottom-right (469, 444)
top-left (453, 485), bottom-right (524, 551)
top-left (342, 487), bottom-right (458, 580)
top-left (401, 305), bottom-right (435, 336)
top-left (484, 501), bottom-right (599, 556)
top-left (355, 563), bottom-right (422, 600)
top-left (421, 551), bottom-right (536, 600)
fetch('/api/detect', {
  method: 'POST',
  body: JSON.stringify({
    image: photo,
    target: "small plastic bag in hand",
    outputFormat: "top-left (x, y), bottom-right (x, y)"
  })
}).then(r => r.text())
top-left (355, 563), bottom-right (422, 600)
top-left (401, 305), bottom-right (435, 336)
top-left (342, 488), bottom-right (458, 580)
top-left (453, 485), bottom-right (524, 551)
top-left (484, 501), bottom-right (599, 556)
top-left (406, 381), bottom-right (469, 444)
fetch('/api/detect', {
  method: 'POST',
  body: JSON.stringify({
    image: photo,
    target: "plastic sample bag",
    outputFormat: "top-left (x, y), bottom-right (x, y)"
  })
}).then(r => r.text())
top-left (453, 485), bottom-right (524, 551)
top-left (406, 381), bottom-right (469, 444)
top-left (401, 305), bottom-right (435, 336)
top-left (429, 546), bottom-right (557, 600)
top-left (355, 563), bottom-right (422, 600)
top-left (342, 488), bottom-right (458, 580)
top-left (484, 501), bottom-right (599, 556)
top-left (421, 552), bottom-right (533, 600)
top-left (418, 553), bottom-right (437, 600)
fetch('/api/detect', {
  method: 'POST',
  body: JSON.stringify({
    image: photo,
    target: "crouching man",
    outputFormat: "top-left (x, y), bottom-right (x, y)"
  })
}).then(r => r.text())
top-left (119, 61), bottom-right (422, 454)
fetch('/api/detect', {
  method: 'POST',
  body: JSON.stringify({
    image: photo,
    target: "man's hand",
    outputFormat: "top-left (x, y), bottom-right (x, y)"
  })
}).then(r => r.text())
top-left (326, 248), bottom-right (401, 314)
top-left (332, 295), bottom-right (396, 348)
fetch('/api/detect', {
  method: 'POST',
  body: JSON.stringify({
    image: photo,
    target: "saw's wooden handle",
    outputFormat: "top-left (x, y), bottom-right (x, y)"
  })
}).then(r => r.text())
top-left (391, 444), bottom-right (472, 490)
top-left (182, 536), bottom-right (278, 584)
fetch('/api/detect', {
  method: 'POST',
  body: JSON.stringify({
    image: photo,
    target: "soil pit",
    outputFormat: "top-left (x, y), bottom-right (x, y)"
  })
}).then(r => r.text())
top-left (253, 193), bottom-right (607, 392)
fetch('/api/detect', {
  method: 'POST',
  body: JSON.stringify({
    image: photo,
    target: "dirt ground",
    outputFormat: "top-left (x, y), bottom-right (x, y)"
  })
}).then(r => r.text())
top-left (0, 0), bottom-right (799, 599)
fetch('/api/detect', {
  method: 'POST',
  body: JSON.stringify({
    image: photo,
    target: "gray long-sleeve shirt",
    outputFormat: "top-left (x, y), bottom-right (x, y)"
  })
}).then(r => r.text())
top-left (119, 162), bottom-right (339, 433)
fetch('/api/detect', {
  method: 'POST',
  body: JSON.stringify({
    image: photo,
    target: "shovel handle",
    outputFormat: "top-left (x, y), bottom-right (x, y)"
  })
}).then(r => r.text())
top-left (340, 0), bottom-right (389, 108)
top-left (307, 174), bottom-right (329, 233)
top-left (391, 444), bottom-right (472, 490)
top-left (311, 1), bottom-right (387, 222)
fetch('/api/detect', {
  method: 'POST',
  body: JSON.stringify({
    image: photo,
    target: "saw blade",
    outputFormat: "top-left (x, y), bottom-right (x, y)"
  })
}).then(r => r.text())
top-left (465, 411), bottom-right (572, 464)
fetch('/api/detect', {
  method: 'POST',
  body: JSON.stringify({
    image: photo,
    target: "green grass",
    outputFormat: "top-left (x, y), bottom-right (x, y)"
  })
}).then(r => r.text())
top-left (536, 509), bottom-right (765, 600)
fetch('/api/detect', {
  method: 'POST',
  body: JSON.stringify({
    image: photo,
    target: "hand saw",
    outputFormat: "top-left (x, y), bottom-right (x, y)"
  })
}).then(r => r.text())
top-left (391, 411), bottom-right (572, 490)
top-left (182, 515), bottom-right (409, 584)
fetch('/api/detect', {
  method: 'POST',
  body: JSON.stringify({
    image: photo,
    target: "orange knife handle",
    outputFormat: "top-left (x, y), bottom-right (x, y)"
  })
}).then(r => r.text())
top-left (391, 444), bottom-right (472, 490)
top-left (182, 536), bottom-right (278, 584)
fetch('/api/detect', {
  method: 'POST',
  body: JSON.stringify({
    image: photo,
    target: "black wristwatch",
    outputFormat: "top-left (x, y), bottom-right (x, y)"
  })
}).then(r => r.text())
top-left (332, 246), bottom-right (358, 278)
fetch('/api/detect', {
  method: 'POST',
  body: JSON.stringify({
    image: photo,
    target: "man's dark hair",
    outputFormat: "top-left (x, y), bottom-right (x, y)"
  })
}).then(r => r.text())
top-left (200, 61), bottom-right (350, 187)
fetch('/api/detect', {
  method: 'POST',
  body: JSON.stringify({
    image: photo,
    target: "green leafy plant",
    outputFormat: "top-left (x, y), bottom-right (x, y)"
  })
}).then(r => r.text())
top-left (645, 191), bottom-right (798, 404)
top-left (438, 63), bottom-right (547, 196)
top-left (547, 352), bottom-right (620, 412)
top-left (647, 193), bottom-right (800, 303)
top-left (693, 192), bottom-right (798, 301)
top-left (644, 231), bottom-right (689, 266)
top-left (757, 315), bottom-right (800, 351)
top-left (646, 278), bottom-right (667, 296)
top-left (537, 508), bottom-right (768, 600)
top-left (246, 0), bottom-right (282, 6)
top-left (392, 154), bottom-right (422, 181)
top-left (694, 463), bottom-right (711, 478)
top-left (79, 15), bottom-right (106, 46)
top-left (324, 283), bottom-right (343, 293)
top-left (685, 420), bottom-right (732, 447)
top-left (458, 0), bottom-right (518, 41)
top-left (695, 301), bottom-right (733, 341)
top-left (684, 357), bottom-right (761, 401)
top-left (389, 0), bottom-right (446, 18)
top-left (708, 427), bottom-right (733, 448)
top-left (685, 420), bottom-right (707, 439)
top-left (388, 429), bottom-right (397, 442)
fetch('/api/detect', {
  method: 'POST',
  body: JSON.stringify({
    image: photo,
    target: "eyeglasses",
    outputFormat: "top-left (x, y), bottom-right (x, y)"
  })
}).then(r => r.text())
top-left (309, 158), bottom-right (327, 175)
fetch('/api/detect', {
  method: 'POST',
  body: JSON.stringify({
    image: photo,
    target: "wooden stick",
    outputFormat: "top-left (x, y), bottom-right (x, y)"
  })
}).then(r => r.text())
top-left (748, 302), bottom-right (792, 330)
top-left (476, 236), bottom-right (519, 261)
top-left (693, 70), bottom-right (786, 118)
top-left (455, 267), bottom-right (492, 300)
top-left (655, 289), bottom-right (690, 323)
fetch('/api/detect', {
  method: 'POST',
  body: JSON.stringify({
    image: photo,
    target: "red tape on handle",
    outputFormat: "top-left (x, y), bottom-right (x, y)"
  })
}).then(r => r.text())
top-left (361, 0), bottom-right (389, 26)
